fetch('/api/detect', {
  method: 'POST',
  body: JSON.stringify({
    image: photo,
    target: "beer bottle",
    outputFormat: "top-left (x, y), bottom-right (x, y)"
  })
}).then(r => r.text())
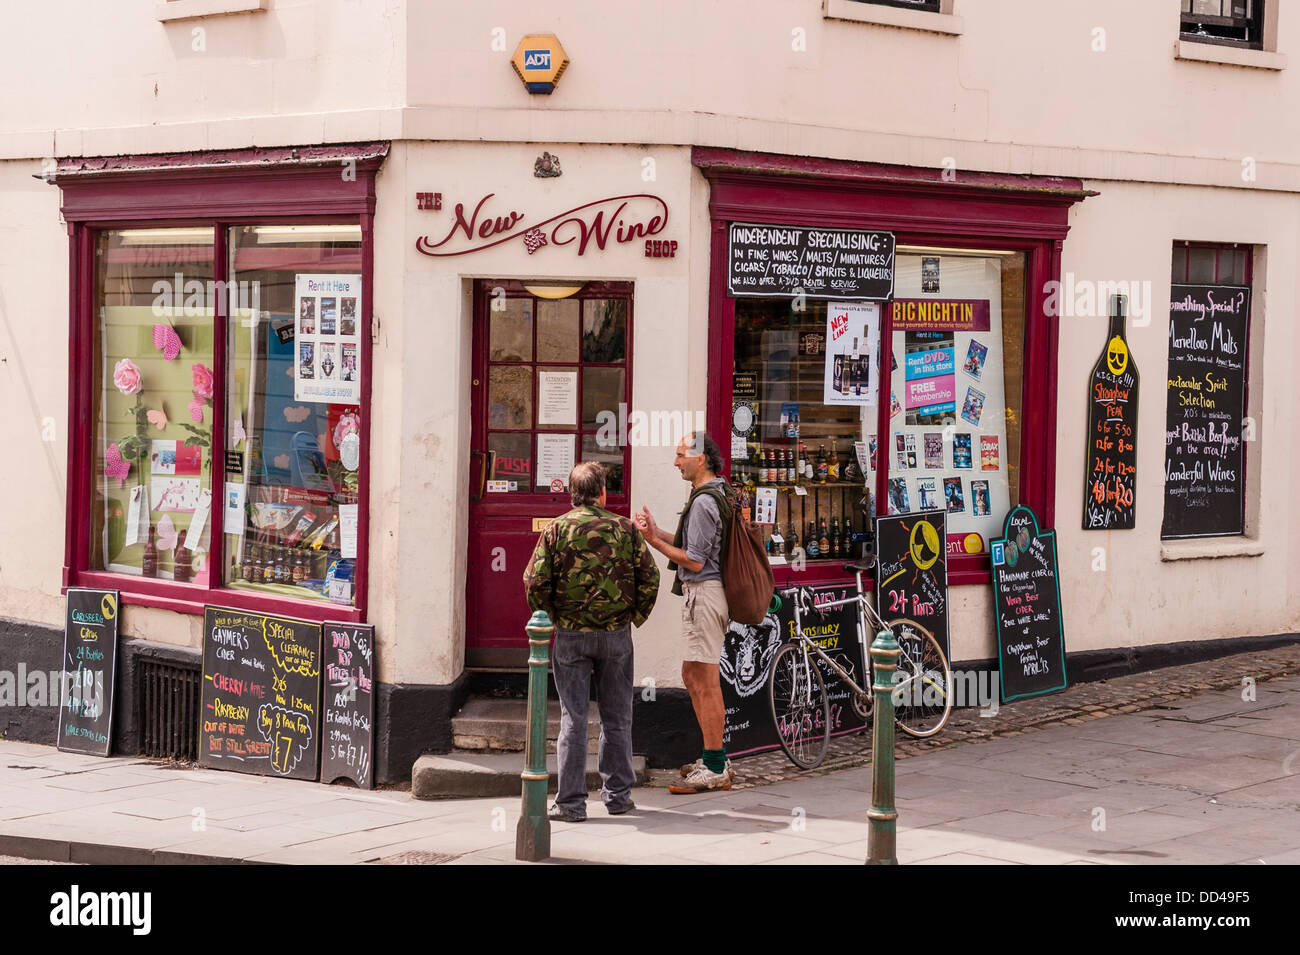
top-left (262, 547), bottom-right (276, 583)
top-left (797, 442), bottom-right (808, 484)
top-left (788, 518), bottom-right (799, 556)
top-left (241, 546), bottom-right (255, 582)
top-left (785, 448), bottom-right (795, 484)
top-left (806, 521), bottom-right (820, 558)
top-left (829, 438), bottom-right (840, 481)
top-left (819, 518), bottom-right (830, 556)
top-left (831, 517), bottom-right (842, 558)
top-left (817, 445), bottom-right (828, 484)
top-left (758, 447), bottom-right (768, 485)
top-left (142, 525), bottom-right (158, 578)
top-left (293, 550), bottom-right (306, 584)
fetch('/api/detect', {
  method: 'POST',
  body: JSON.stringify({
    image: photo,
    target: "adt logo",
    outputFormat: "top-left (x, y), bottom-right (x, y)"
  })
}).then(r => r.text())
top-left (524, 49), bottom-right (550, 70)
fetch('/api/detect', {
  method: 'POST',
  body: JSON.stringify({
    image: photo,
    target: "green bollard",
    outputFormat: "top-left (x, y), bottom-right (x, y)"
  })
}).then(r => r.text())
top-left (866, 627), bottom-right (900, 865)
top-left (516, 610), bottom-right (553, 862)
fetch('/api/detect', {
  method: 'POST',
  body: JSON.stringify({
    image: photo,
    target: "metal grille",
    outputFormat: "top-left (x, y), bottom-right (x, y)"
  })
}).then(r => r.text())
top-left (137, 659), bottom-right (200, 761)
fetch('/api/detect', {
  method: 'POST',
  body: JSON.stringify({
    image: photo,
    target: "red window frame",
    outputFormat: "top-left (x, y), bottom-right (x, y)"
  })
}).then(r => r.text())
top-left (54, 144), bottom-right (387, 624)
top-left (696, 147), bottom-right (1091, 589)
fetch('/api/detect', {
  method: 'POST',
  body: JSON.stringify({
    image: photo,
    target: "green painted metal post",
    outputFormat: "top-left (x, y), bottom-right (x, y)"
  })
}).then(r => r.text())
top-left (516, 610), bottom-right (553, 862)
top-left (866, 628), bottom-right (900, 865)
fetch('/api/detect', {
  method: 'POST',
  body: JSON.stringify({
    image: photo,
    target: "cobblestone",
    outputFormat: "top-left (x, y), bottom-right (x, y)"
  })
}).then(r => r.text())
top-left (653, 641), bottom-right (1300, 791)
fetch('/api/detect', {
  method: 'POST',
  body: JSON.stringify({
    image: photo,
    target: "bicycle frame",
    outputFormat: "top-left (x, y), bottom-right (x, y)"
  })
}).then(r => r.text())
top-left (781, 570), bottom-right (886, 702)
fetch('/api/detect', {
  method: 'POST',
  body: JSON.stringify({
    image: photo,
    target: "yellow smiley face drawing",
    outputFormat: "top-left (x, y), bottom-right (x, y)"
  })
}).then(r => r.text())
top-left (101, 593), bottom-right (117, 620)
top-left (909, 519), bottom-right (941, 571)
top-left (1106, 335), bottom-right (1128, 376)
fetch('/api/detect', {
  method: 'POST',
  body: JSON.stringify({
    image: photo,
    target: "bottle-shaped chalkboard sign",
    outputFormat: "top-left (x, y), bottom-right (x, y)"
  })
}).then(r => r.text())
top-left (1082, 294), bottom-right (1139, 529)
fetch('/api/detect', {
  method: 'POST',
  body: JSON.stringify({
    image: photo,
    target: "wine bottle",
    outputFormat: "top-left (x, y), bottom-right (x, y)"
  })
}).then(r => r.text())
top-left (142, 525), bottom-right (158, 578)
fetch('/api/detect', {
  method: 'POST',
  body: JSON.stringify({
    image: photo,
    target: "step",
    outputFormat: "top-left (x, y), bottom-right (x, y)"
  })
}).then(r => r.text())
top-left (411, 751), bottom-right (648, 799)
top-left (451, 697), bottom-right (601, 754)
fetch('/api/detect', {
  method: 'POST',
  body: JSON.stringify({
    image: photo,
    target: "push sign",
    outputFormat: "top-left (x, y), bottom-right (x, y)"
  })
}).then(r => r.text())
top-left (512, 34), bottom-right (570, 94)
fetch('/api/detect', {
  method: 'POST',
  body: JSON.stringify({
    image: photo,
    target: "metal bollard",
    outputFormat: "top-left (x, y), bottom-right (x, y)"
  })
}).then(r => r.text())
top-left (866, 627), bottom-right (900, 865)
top-left (516, 610), bottom-right (553, 862)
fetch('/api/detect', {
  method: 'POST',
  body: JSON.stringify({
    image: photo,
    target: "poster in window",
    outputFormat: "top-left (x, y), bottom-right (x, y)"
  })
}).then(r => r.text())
top-left (822, 302), bottom-right (880, 405)
top-left (536, 433), bottom-right (576, 489)
top-left (294, 274), bottom-right (362, 403)
top-left (538, 370), bottom-right (579, 426)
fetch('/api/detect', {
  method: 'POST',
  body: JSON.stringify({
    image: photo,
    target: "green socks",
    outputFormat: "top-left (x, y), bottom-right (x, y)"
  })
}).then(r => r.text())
top-left (703, 748), bottom-right (727, 774)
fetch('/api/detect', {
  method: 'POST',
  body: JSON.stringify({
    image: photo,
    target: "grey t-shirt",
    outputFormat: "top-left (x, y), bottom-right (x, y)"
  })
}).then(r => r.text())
top-left (678, 478), bottom-right (726, 584)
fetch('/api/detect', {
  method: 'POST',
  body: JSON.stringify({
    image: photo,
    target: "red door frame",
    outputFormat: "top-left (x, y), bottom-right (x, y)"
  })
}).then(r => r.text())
top-left (54, 143), bottom-right (387, 624)
top-left (696, 147), bottom-right (1092, 588)
top-left (466, 279), bottom-right (635, 668)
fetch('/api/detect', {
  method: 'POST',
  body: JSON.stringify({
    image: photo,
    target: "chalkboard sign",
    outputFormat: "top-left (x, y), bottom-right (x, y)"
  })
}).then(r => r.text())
top-left (1082, 297), bottom-right (1138, 529)
top-left (200, 606), bottom-right (322, 780)
top-left (875, 510), bottom-right (949, 659)
top-left (57, 588), bottom-right (119, 756)
top-left (1161, 284), bottom-right (1250, 539)
top-left (320, 622), bottom-right (375, 789)
top-left (721, 584), bottom-right (868, 757)
top-left (991, 506), bottom-right (1067, 702)
top-left (728, 222), bottom-right (895, 300)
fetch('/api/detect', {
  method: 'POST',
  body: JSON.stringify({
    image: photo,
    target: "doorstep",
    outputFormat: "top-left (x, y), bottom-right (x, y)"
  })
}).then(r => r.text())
top-left (412, 751), bottom-right (648, 799)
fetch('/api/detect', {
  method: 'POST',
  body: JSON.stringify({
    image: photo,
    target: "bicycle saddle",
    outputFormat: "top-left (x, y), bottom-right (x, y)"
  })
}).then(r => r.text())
top-left (842, 556), bottom-right (875, 573)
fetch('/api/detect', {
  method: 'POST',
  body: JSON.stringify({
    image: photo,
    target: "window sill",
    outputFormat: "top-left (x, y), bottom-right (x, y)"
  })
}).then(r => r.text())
top-left (155, 0), bottom-right (267, 22)
top-left (823, 0), bottom-right (963, 36)
top-left (1174, 39), bottom-right (1286, 71)
top-left (1159, 538), bottom-right (1264, 562)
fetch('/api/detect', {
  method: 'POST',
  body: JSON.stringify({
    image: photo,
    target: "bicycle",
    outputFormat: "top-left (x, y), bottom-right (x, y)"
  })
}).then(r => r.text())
top-left (767, 558), bottom-right (953, 769)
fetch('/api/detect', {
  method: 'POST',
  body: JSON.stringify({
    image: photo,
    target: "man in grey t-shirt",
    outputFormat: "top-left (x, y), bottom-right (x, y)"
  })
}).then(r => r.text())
top-left (636, 432), bottom-right (734, 793)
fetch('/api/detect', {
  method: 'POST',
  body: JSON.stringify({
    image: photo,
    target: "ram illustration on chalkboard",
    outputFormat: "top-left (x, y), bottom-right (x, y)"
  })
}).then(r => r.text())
top-left (720, 615), bottom-right (782, 698)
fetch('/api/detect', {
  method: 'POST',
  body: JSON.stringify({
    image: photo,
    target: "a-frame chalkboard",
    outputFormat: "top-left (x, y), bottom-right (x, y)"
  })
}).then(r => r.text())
top-left (991, 506), bottom-right (1067, 702)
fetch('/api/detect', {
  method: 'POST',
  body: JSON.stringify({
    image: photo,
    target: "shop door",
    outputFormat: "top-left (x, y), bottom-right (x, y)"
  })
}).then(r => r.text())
top-left (466, 281), bottom-right (633, 668)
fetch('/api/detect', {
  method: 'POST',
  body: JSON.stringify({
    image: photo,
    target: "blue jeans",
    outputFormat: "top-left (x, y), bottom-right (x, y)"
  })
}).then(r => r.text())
top-left (552, 626), bottom-right (635, 817)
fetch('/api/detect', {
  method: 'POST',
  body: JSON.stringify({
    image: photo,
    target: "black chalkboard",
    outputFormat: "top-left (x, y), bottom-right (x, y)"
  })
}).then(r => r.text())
top-left (991, 506), bottom-right (1067, 702)
top-left (200, 606), bottom-right (322, 780)
top-left (1161, 284), bottom-right (1250, 539)
top-left (721, 584), bottom-right (868, 757)
top-left (57, 588), bottom-right (120, 756)
top-left (1082, 300), bottom-right (1138, 529)
top-left (320, 622), bottom-right (375, 788)
top-left (875, 510), bottom-right (949, 659)
top-left (728, 222), bottom-right (895, 300)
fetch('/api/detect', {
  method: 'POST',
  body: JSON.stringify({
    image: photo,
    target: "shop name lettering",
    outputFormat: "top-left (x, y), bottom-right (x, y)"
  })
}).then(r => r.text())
top-left (416, 193), bottom-right (668, 257)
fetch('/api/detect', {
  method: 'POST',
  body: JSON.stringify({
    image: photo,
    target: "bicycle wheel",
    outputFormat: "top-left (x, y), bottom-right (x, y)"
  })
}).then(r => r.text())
top-left (768, 643), bottom-right (831, 769)
top-left (885, 618), bottom-right (952, 738)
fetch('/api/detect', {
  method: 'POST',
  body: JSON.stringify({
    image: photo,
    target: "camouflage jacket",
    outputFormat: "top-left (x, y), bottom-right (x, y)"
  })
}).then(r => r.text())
top-left (523, 505), bottom-right (660, 632)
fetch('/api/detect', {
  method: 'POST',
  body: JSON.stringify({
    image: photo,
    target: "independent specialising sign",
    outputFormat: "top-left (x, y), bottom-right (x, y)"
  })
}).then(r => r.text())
top-left (728, 223), bottom-right (895, 300)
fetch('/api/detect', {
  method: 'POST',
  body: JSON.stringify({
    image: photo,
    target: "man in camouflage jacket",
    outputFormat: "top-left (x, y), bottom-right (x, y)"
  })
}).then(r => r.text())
top-left (523, 461), bottom-right (660, 821)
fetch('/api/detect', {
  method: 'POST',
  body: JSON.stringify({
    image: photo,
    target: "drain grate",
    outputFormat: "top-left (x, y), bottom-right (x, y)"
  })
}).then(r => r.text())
top-left (372, 850), bottom-right (461, 865)
top-left (137, 658), bottom-right (201, 761)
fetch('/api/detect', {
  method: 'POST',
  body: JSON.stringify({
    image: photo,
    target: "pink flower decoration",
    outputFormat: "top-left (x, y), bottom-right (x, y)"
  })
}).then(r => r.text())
top-left (189, 396), bottom-right (205, 423)
top-left (191, 363), bottom-right (214, 400)
top-left (113, 359), bottom-right (143, 396)
top-left (333, 412), bottom-right (361, 447)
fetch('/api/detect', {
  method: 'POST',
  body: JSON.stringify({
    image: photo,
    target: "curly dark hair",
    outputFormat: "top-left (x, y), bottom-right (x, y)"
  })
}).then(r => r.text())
top-left (685, 431), bottom-right (724, 476)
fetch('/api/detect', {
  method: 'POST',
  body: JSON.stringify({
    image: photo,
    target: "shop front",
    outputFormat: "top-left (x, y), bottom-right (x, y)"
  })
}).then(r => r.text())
top-left (696, 148), bottom-right (1091, 667)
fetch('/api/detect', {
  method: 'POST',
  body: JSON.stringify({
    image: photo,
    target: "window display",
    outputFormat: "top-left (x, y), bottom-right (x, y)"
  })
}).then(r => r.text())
top-left (91, 229), bottom-right (216, 582)
top-left (222, 225), bottom-right (364, 606)
top-left (871, 251), bottom-right (1025, 556)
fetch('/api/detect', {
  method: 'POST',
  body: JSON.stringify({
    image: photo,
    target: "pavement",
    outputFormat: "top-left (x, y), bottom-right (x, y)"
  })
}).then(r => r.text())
top-left (0, 644), bottom-right (1296, 865)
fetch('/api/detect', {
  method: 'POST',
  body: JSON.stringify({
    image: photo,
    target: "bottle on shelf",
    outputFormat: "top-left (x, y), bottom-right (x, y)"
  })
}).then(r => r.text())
top-left (806, 520), bottom-right (820, 558)
top-left (240, 546), bottom-right (255, 582)
top-left (293, 550), bottom-right (307, 584)
top-left (818, 518), bottom-right (831, 557)
top-left (797, 442), bottom-right (808, 484)
top-left (785, 448), bottom-right (795, 484)
top-left (173, 545), bottom-right (192, 583)
top-left (829, 438), bottom-right (840, 481)
top-left (142, 525), bottom-right (158, 578)
top-left (262, 546), bottom-right (276, 583)
top-left (831, 516), bottom-right (842, 558)
top-left (787, 518), bottom-right (799, 557)
top-left (817, 444), bottom-right (829, 484)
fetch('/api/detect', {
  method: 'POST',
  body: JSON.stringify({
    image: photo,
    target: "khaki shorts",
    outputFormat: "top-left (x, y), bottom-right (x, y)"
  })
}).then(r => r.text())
top-left (681, 580), bottom-right (728, 664)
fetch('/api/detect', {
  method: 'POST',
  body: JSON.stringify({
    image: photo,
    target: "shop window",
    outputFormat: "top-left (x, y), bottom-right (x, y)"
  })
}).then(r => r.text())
top-left (1162, 243), bottom-right (1253, 539)
top-left (222, 225), bottom-right (364, 606)
top-left (91, 229), bottom-right (216, 582)
top-left (730, 249), bottom-right (1027, 569)
top-left (1180, 0), bottom-right (1265, 49)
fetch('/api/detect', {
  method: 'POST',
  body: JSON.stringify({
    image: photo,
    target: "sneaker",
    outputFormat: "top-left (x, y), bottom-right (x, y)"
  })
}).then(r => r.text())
top-left (668, 764), bottom-right (733, 794)
top-left (678, 758), bottom-right (735, 781)
top-left (547, 803), bottom-right (586, 823)
top-left (605, 799), bottom-right (636, 816)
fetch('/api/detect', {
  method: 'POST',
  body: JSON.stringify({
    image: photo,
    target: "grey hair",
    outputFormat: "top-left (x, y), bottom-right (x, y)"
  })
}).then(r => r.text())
top-left (569, 461), bottom-right (607, 506)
